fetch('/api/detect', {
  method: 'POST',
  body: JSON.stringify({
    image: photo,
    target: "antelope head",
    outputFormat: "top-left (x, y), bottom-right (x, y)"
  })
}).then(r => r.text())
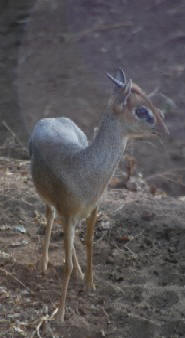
top-left (107, 68), bottom-right (169, 138)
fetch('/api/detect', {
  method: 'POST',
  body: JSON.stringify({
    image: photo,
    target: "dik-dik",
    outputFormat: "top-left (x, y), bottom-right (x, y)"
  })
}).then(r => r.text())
top-left (29, 69), bottom-right (168, 321)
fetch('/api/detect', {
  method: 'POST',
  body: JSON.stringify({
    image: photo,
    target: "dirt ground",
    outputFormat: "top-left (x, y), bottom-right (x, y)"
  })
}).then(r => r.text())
top-left (1, 152), bottom-right (185, 337)
top-left (1, 1), bottom-right (185, 337)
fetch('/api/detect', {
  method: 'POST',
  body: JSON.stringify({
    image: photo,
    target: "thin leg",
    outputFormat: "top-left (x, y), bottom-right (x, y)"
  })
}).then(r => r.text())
top-left (85, 207), bottom-right (97, 289)
top-left (57, 221), bottom-right (75, 322)
top-left (41, 205), bottom-right (55, 273)
top-left (58, 218), bottom-right (82, 276)
top-left (72, 245), bottom-right (84, 280)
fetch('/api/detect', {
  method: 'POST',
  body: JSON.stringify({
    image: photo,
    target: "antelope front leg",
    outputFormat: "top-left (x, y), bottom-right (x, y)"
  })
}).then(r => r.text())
top-left (85, 207), bottom-right (97, 290)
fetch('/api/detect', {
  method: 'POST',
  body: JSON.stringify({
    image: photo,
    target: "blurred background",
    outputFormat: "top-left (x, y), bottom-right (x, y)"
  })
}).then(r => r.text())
top-left (0, 0), bottom-right (185, 195)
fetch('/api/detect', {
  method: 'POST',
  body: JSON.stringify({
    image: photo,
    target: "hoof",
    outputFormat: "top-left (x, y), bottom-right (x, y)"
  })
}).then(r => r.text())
top-left (85, 277), bottom-right (96, 290)
top-left (40, 260), bottom-right (48, 274)
top-left (88, 282), bottom-right (96, 291)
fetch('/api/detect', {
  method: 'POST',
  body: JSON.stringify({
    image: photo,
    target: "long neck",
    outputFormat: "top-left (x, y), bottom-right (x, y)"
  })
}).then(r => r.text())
top-left (87, 112), bottom-right (127, 175)
top-left (74, 112), bottom-right (128, 200)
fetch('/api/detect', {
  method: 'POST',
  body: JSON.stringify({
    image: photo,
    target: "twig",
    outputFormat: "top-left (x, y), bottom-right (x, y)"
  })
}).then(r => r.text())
top-left (102, 307), bottom-right (111, 324)
top-left (30, 308), bottom-right (58, 338)
top-left (96, 230), bottom-right (109, 244)
top-left (0, 267), bottom-right (33, 294)
top-left (2, 120), bottom-right (27, 153)
top-left (129, 231), bottom-right (144, 243)
top-left (123, 244), bottom-right (137, 259)
top-left (146, 167), bottom-right (185, 182)
top-left (114, 243), bottom-right (137, 259)
top-left (127, 311), bottom-right (160, 327)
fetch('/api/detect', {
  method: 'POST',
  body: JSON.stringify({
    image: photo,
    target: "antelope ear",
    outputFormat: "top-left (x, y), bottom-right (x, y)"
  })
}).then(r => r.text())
top-left (106, 72), bottom-right (124, 88)
top-left (116, 68), bottom-right (126, 84)
top-left (122, 79), bottom-right (132, 106)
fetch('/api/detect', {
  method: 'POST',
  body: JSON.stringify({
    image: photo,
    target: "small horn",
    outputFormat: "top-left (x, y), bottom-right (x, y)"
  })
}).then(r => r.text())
top-left (117, 68), bottom-right (127, 84)
top-left (106, 72), bottom-right (125, 88)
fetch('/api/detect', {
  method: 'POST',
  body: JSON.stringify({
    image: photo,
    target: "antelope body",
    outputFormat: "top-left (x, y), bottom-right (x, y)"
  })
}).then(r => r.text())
top-left (29, 69), bottom-right (168, 321)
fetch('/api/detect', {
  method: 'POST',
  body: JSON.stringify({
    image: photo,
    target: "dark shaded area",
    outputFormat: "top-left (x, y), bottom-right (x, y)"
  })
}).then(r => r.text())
top-left (0, 0), bottom-right (35, 145)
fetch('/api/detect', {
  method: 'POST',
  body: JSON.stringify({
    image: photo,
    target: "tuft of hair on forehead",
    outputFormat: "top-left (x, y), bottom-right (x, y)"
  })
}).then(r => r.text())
top-left (131, 82), bottom-right (149, 101)
top-left (130, 82), bottom-right (155, 113)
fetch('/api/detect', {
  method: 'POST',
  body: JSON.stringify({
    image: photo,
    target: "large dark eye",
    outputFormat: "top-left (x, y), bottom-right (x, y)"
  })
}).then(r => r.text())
top-left (134, 106), bottom-right (155, 125)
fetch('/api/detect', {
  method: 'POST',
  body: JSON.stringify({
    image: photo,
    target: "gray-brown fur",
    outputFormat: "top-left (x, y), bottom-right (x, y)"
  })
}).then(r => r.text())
top-left (29, 69), bottom-right (168, 321)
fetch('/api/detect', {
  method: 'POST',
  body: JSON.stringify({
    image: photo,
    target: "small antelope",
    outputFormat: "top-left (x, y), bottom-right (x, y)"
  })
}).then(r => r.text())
top-left (29, 69), bottom-right (168, 321)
